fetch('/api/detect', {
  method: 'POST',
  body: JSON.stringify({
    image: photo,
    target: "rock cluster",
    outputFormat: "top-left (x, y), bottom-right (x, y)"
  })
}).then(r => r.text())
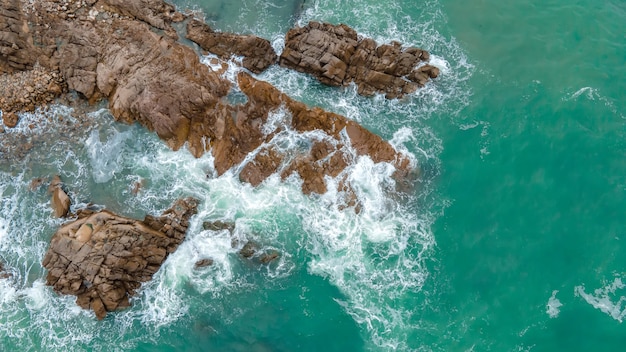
top-left (280, 21), bottom-right (440, 98)
top-left (42, 197), bottom-right (198, 319)
top-left (186, 19), bottom-right (277, 74)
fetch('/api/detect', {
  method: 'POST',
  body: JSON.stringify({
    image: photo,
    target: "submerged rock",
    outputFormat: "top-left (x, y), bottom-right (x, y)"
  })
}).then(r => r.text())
top-left (280, 21), bottom-right (440, 99)
top-left (202, 220), bottom-right (235, 233)
top-left (0, 261), bottom-right (11, 279)
top-left (194, 258), bottom-right (214, 269)
top-left (42, 197), bottom-right (198, 319)
top-left (259, 251), bottom-right (279, 264)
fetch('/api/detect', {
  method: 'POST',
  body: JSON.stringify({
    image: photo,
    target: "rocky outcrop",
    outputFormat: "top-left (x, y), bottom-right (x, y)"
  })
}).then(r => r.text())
top-left (42, 197), bottom-right (198, 319)
top-left (280, 21), bottom-right (440, 98)
top-left (0, 0), bottom-right (38, 73)
top-left (2, 0), bottom-right (413, 196)
top-left (186, 19), bottom-right (277, 74)
top-left (230, 72), bottom-right (410, 194)
top-left (48, 175), bottom-right (71, 218)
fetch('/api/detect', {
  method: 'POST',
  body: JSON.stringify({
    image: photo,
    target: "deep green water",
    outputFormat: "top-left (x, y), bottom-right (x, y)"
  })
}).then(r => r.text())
top-left (1, 0), bottom-right (625, 351)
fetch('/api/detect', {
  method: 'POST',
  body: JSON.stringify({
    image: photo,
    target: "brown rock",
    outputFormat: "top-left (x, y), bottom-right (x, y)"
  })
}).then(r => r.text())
top-left (48, 175), bottom-right (71, 218)
top-left (186, 19), bottom-right (277, 74)
top-left (0, 261), bottom-right (11, 279)
top-left (100, 0), bottom-right (177, 31)
top-left (280, 22), bottom-right (438, 98)
top-left (239, 241), bottom-right (257, 258)
top-left (202, 220), bottom-right (235, 233)
top-left (2, 111), bottom-right (18, 128)
top-left (0, 0), bottom-right (413, 204)
top-left (259, 251), bottom-right (279, 264)
top-left (42, 197), bottom-right (198, 319)
top-left (194, 258), bottom-right (214, 269)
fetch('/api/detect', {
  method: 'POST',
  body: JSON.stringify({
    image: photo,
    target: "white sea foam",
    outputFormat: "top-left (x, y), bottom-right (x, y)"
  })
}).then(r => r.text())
top-left (546, 290), bottom-right (562, 318)
top-left (85, 123), bottom-right (133, 183)
top-left (564, 86), bottom-right (624, 119)
top-left (575, 277), bottom-right (626, 322)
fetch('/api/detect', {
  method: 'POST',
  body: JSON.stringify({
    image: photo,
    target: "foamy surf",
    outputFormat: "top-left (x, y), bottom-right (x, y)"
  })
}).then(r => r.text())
top-left (575, 277), bottom-right (626, 323)
top-left (546, 290), bottom-right (562, 318)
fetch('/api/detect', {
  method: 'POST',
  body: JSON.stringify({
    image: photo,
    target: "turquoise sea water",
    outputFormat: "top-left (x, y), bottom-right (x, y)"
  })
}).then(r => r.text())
top-left (1, 0), bottom-right (625, 351)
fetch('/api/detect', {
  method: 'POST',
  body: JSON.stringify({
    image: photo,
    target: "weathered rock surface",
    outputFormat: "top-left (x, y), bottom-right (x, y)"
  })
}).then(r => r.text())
top-left (48, 175), bottom-right (71, 218)
top-left (280, 21), bottom-right (440, 98)
top-left (42, 197), bottom-right (198, 319)
top-left (186, 19), bottom-right (277, 74)
top-left (0, 0), bottom-right (37, 73)
top-left (100, 0), bottom-right (180, 33)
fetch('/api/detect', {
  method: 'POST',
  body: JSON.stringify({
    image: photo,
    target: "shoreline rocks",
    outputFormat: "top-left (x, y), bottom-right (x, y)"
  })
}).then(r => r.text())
top-left (42, 197), bottom-right (198, 319)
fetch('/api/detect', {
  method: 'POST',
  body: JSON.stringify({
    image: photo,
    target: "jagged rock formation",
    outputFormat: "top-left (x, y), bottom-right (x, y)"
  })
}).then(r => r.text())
top-left (231, 72), bottom-right (410, 194)
top-left (1, 0), bottom-right (413, 195)
top-left (280, 21), bottom-right (440, 98)
top-left (42, 198), bottom-right (198, 319)
top-left (186, 19), bottom-right (277, 74)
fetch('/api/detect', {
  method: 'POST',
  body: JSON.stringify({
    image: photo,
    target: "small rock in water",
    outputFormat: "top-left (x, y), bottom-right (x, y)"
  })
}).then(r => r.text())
top-left (29, 177), bottom-right (46, 191)
top-left (48, 175), bottom-right (71, 218)
top-left (2, 112), bottom-right (19, 128)
top-left (0, 261), bottom-right (11, 280)
top-left (259, 251), bottom-right (279, 264)
top-left (194, 258), bottom-right (214, 269)
top-left (202, 220), bottom-right (235, 233)
top-left (239, 241), bottom-right (258, 258)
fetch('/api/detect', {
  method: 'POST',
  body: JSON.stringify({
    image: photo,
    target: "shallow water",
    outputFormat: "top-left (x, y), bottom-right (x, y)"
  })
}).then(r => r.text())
top-left (1, 0), bottom-right (626, 351)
